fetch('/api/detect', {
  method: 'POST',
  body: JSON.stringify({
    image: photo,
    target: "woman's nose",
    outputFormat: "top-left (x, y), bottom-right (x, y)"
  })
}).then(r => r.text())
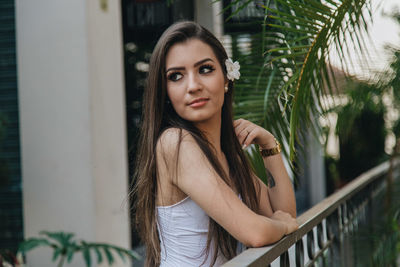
top-left (187, 73), bottom-right (202, 93)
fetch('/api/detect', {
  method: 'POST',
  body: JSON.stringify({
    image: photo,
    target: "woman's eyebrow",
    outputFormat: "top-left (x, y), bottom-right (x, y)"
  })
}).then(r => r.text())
top-left (165, 58), bottom-right (214, 73)
top-left (194, 58), bottom-right (214, 67)
top-left (165, 66), bottom-right (184, 73)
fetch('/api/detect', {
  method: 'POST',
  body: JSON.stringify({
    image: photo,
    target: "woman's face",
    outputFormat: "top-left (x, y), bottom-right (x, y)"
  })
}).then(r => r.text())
top-left (165, 38), bottom-right (227, 126)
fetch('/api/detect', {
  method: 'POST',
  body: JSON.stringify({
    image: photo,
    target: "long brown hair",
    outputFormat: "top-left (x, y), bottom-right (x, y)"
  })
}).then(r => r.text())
top-left (133, 21), bottom-right (260, 266)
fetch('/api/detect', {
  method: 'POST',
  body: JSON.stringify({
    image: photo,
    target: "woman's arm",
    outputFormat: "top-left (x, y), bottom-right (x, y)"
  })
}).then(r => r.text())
top-left (262, 151), bottom-right (296, 217)
top-left (157, 128), bottom-right (298, 247)
top-left (234, 119), bottom-right (296, 218)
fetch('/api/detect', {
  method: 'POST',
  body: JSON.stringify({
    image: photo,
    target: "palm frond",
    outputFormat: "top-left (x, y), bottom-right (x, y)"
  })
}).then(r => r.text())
top-left (226, 0), bottom-right (373, 162)
top-left (18, 231), bottom-right (142, 266)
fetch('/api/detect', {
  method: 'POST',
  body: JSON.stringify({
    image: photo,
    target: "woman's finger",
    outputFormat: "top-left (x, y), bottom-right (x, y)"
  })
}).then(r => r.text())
top-left (234, 119), bottom-right (272, 148)
top-left (234, 120), bottom-right (250, 144)
top-left (236, 127), bottom-right (250, 146)
top-left (242, 127), bottom-right (259, 148)
top-left (233, 119), bottom-right (248, 135)
top-left (234, 120), bottom-right (259, 147)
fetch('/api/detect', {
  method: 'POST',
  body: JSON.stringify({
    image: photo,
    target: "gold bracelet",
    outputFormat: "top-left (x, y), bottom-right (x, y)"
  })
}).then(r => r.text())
top-left (259, 138), bottom-right (281, 157)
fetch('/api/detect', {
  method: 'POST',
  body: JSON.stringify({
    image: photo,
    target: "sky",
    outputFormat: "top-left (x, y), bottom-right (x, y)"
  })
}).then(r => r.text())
top-left (337, 0), bottom-right (400, 78)
top-left (367, 0), bottom-right (400, 72)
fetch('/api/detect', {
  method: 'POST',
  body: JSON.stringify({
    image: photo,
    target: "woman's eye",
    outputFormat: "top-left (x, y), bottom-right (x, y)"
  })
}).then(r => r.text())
top-left (199, 65), bottom-right (215, 74)
top-left (168, 72), bottom-right (183, 82)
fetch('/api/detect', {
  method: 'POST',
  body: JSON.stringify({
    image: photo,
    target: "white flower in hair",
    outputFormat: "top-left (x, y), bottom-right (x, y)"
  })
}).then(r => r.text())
top-left (225, 58), bottom-right (240, 81)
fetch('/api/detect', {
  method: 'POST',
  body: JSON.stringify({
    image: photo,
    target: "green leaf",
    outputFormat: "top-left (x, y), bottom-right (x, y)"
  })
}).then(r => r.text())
top-left (93, 246), bottom-right (103, 263)
top-left (40, 231), bottom-right (75, 247)
top-left (245, 145), bottom-right (268, 185)
top-left (52, 247), bottom-right (62, 262)
top-left (267, 45), bottom-right (311, 53)
top-left (66, 246), bottom-right (75, 263)
top-left (223, 0), bottom-right (253, 21)
top-left (82, 247), bottom-right (91, 267)
top-left (103, 247), bottom-right (114, 265)
top-left (115, 248), bottom-right (126, 263)
top-left (268, 23), bottom-right (318, 34)
top-left (263, 68), bottom-right (276, 113)
top-left (18, 238), bottom-right (53, 254)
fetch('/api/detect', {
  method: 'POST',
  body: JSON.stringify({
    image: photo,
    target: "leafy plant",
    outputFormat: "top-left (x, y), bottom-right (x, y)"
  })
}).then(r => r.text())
top-left (322, 11), bottom-right (400, 189)
top-left (18, 231), bottom-right (141, 267)
top-left (221, 0), bottom-right (373, 163)
top-left (385, 12), bottom-right (400, 147)
top-left (334, 81), bottom-right (387, 182)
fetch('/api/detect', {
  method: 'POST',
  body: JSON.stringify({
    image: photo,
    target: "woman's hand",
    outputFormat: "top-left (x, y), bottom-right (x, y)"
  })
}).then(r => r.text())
top-left (233, 119), bottom-right (275, 149)
top-left (271, 210), bottom-right (298, 235)
top-left (234, 119), bottom-right (297, 219)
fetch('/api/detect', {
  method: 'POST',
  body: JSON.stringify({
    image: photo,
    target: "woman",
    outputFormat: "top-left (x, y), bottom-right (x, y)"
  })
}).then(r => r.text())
top-left (133, 21), bottom-right (298, 267)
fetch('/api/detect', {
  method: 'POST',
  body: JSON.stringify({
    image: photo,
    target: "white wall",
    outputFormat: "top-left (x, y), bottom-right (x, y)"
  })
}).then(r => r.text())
top-left (16, 0), bottom-right (130, 266)
top-left (86, 0), bottom-right (130, 254)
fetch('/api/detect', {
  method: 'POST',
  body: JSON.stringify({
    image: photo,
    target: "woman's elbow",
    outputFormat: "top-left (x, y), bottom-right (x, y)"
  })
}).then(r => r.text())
top-left (245, 236), bottom-right (269, 248)
top-left (243, 226), bottom-right (282, 247)
top-left (245, 234), bottom-right (280, 248)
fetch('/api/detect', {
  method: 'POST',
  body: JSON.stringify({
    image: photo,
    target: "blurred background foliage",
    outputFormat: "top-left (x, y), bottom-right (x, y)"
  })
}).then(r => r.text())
top-left (325, 81), bottom-right (388, 191)
top-left (224, 1), bottom-right (400, 193)
top-left (325, 11), bottom-right (400, 192)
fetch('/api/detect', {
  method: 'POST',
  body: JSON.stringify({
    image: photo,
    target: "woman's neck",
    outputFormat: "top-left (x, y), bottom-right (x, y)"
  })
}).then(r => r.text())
top-left (194, 116), bottom-right (223, 156)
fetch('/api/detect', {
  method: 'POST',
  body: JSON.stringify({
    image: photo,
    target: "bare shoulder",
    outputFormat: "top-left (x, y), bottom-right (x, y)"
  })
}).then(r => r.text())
top-left (156, 127), bottom-right (210, 183)
top-left (156, 127), bottom-right (204, 176)
top-left (156, 127), bottom-right (199, 157)
top-left (155, 128), bottom-right (203, 203)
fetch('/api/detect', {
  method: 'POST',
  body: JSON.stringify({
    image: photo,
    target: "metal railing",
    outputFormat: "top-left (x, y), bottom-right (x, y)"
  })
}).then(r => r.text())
top-left (223, 158), bottom-right (400, 267)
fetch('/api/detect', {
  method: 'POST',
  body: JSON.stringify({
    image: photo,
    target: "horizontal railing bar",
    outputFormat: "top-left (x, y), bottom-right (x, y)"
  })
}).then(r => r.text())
top-left (222, 158), bottom-right (400, 267)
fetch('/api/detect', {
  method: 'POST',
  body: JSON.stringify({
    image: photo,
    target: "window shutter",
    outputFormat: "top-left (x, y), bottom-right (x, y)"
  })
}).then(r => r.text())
top-left (0, 0), bottom-right (23, 252)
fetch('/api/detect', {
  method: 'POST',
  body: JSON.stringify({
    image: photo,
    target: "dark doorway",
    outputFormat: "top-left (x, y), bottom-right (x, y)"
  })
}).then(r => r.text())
top-left (120, 0), bottom-right (194, 249)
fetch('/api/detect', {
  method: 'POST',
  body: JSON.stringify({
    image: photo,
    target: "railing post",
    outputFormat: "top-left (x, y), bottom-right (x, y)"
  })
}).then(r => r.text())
top-left (295, 239), bottom-right (304, 267)
top-left (280, 251), bottom-right (290, 267)
top-left (306, 230), bottom-right (315, 261)
top-left (317, 223), bottom-right (324, 249)
top-left (327, 209), bottom-right (340, 266)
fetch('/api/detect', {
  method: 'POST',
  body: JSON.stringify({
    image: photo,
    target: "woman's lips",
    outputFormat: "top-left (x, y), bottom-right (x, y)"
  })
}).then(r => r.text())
top-left (189, 98), bottom-right (209, 107)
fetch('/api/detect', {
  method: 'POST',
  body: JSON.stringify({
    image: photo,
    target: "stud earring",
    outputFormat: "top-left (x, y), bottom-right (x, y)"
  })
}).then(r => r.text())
top-left (224, 85), bottom-right (228, 93)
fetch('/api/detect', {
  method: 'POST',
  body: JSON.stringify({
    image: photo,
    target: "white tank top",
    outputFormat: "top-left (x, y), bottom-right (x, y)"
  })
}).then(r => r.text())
top-left (157, 196), bottom-right (244, 267)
